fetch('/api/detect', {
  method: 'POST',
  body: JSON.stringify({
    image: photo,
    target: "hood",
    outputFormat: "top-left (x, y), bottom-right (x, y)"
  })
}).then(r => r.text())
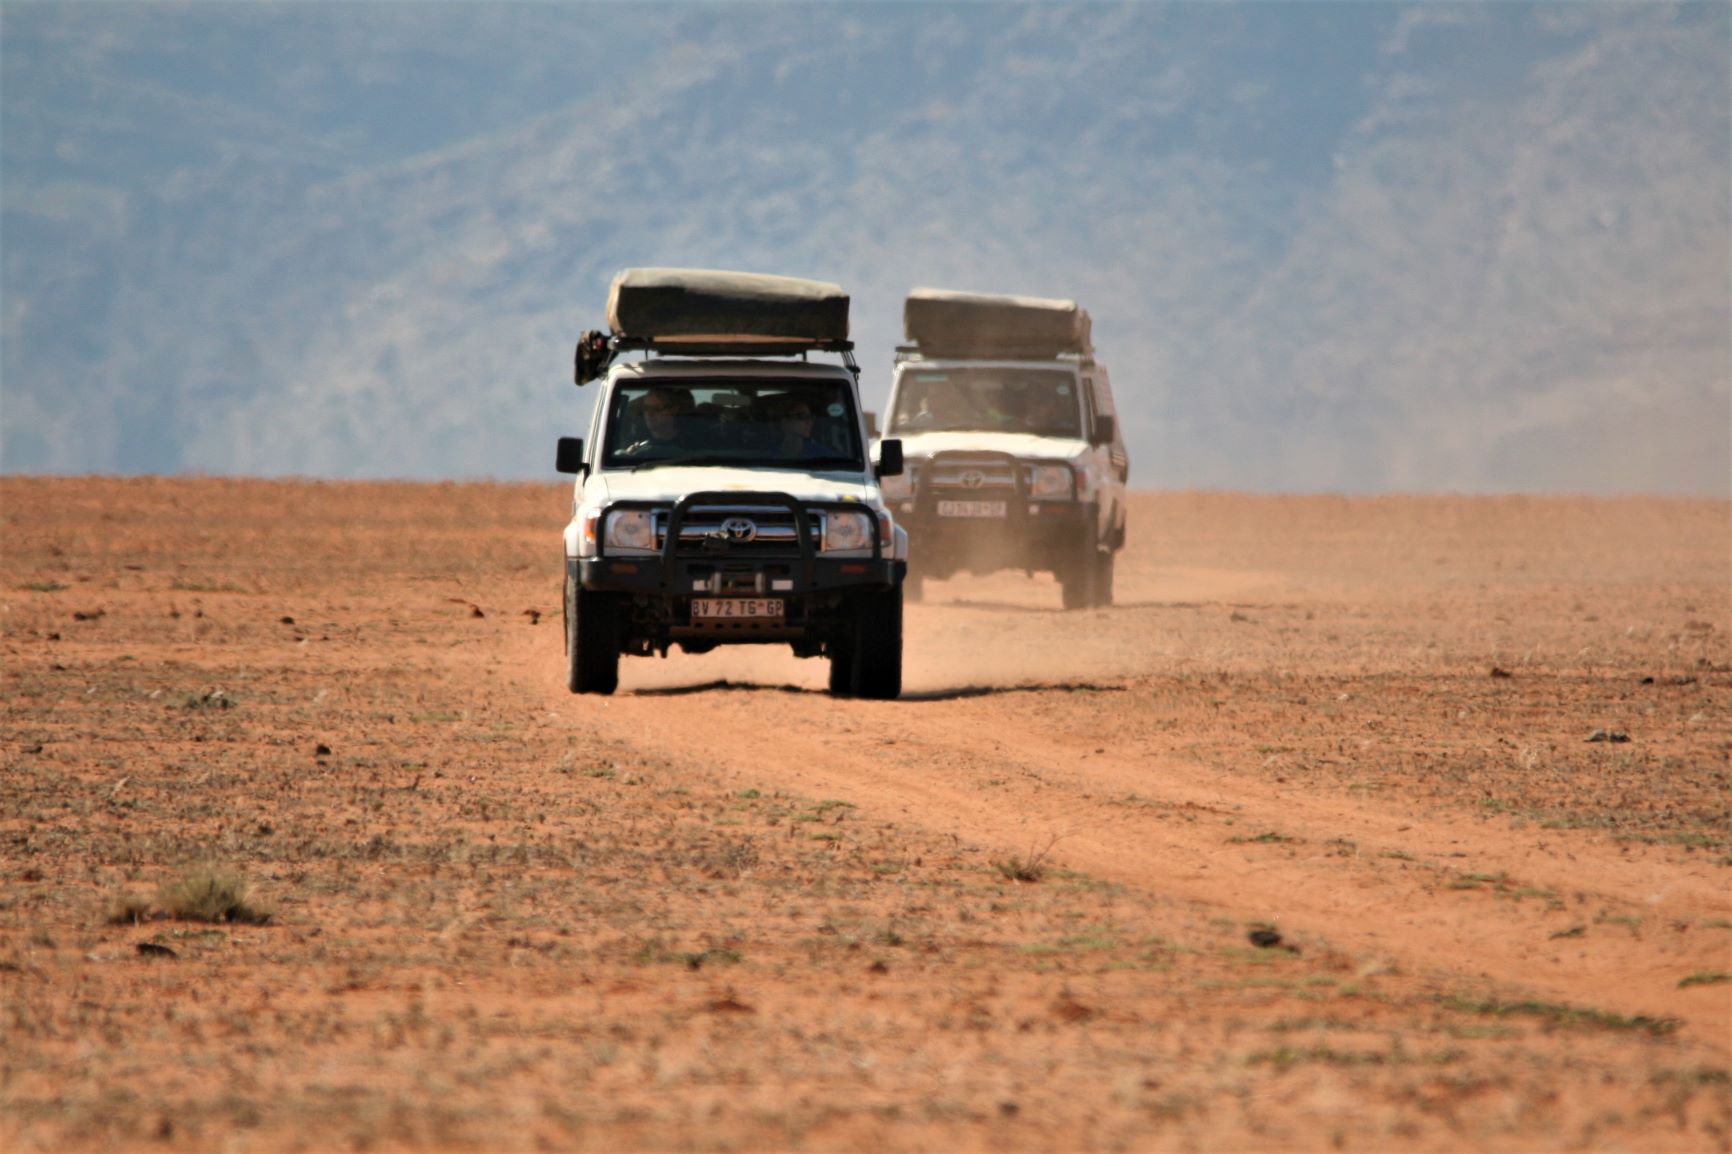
top-left (594, 465), bottom-right (878, 506)
top-left (890, 429), bottom-right (1090, 462)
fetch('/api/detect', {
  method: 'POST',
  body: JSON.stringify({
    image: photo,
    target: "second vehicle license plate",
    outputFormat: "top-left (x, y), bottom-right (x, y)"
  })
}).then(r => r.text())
top-left (937, 500), bottom-right (1008, 518)
top-left (691, 598), bottom-right (785, 620)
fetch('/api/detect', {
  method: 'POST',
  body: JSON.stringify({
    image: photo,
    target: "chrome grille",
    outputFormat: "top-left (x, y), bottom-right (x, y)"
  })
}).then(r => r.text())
top-left (653, 504), bottom-right (824, 553)
top-left (919, 455), bottom-right (1039, 493)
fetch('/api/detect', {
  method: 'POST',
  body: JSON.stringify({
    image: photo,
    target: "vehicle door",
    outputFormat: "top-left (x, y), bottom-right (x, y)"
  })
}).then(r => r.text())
top-left (1083, 366), bottom-right (1127, 547)
top-left (579, 374), bottom-right (615, 508)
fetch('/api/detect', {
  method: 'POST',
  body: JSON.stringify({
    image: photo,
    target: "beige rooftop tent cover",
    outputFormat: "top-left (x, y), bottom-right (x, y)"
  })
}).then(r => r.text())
top-left (903, 288), bottom-right (1092, 359)
top-left (606, 268), bottom-right (850, 345)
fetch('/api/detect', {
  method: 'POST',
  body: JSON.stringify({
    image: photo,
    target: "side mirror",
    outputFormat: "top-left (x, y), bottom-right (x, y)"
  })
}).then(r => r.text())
top-left (555, 436), bottom-right (586, 475)
top-left (876, 438), bottom-right (904, 479)
top-left (864, 410), bottom-right (880, 439)
top-left (1092, 414), bottom-right (1116, 447)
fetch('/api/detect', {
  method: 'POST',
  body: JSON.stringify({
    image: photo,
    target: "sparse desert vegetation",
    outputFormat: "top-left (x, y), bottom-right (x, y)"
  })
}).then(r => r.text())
top-left (1, 477), bottom-right (1728, 1152)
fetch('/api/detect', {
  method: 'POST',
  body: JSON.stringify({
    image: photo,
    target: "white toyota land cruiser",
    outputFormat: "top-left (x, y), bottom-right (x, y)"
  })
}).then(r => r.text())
top-left (878, 289), bottom-right (1129, 608)
top-left (556, 268), bottom-right (908, 698)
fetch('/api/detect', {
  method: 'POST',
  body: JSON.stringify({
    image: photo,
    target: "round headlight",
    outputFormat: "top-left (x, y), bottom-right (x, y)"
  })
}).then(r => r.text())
top-left (1030, 464), bottom-right (1074, 499)
top-left (822, 510), bottom-right (872, 552)
top-left (605, 509), bottom-right (656, 551)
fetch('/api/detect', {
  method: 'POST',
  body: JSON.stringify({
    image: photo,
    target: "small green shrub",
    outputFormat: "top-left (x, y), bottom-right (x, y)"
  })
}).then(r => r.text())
top-left (182, 690), bottom-right (234, 711)
top-left (1442, 994), bottom-right (1679, 1035)
top-left (993, 835), bottom-right (1060, 883)
top-left (1678, 971), bottom-right (1730, 989)
top-left (994, 855), bottom-right (1046, 883)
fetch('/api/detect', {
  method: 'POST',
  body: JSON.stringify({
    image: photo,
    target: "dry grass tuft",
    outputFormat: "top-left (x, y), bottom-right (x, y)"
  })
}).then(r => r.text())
top-left (156, 867), bottom-right (272, 925)
top-left (104, 893), bottom-right (153, 925)
top-left (994, 834), bottom-right (1062, 882)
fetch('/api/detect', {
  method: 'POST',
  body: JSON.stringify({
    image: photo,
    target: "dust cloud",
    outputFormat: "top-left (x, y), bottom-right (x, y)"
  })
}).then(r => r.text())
top-left (611, 565), bottom-right (1285, 697)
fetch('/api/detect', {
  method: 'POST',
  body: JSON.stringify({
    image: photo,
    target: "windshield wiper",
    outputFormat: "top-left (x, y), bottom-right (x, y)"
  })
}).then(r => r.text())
top-left (627, 454), bottom-right (748, 471)
top-left (627, 455), bottom-right (863, 471)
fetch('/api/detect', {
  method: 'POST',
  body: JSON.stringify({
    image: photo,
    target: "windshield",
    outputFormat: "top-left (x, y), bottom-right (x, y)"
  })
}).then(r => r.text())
top-left (601, 379), bottom-right (865, 470)
top-left (888, 367), bottom-right (1082, 436)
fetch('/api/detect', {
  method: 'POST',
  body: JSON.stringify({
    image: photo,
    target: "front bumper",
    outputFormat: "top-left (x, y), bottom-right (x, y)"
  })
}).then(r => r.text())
top-left (898, 501), bottom-right (1096, 574)
top-left (891, 449), bottom-right (1098, 576)
top-left (576, 555), bottom-right (903, 596)
top-left (572, 556), bottom-right (903, 649)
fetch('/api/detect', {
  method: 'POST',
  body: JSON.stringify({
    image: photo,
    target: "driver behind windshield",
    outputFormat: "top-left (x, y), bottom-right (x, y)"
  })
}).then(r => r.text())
top-left (901, 385), bottom-right (975, 430)
top-left (619, 389), bottom-right (695, 456)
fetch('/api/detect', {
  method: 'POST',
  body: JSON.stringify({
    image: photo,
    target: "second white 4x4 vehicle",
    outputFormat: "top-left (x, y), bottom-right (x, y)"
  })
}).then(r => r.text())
top-left (556, 268), bottom-right (908, 698)
top-left (879, 289), bottom-right (1129, 608)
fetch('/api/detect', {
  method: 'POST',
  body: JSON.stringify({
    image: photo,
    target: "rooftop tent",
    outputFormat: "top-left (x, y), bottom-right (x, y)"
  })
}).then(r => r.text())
top-left (606, 268), bottom-right (850, 346)
top-left (903, 288), bottom-right (1092, 360)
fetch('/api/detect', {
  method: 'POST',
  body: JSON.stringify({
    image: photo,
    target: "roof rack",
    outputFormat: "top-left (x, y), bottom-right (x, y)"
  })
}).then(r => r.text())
top-left (621, 335), bottom-right (855, 359)
top-left (578, 332), bottom-right (857, 385)
top-left (893, 344), bottom-right (1094, 369)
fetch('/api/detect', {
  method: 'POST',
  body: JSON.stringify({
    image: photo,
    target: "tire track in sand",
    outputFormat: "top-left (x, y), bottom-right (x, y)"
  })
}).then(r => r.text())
top-left (514, 627), bottom-right (1729, 1050)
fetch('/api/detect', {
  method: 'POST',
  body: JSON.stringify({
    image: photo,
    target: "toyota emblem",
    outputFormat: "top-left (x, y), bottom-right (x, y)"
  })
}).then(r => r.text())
top-left (719, 517), bottom-right (758, 542)
top-left (960, 469), bottom-right (986, 489)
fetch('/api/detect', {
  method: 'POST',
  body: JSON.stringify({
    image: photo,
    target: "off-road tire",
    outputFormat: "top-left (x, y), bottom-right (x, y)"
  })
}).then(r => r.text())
top-left (833, 587), bottom-right (902, 700)
top-left (827, 639), bottom-right (855, 696)
top-left (1094, 550), bottom-right (1115, 607)
top-left (1060, 551), bottom-right (1097, 610)
top-left (565, 573), bottom-right (620, 695)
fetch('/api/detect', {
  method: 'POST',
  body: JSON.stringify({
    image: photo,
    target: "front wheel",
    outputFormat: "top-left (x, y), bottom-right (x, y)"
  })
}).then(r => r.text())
top-left (1060, 551), bottom-right (1097, 610)
top-left (831, 587), bottom-right (902, 699)
top-left (1094, 550), bottom-right (1115, 607)
top-left (827, 641), bottom-right (855, 696)
top-left (565, 573), bottom-right (620, 695)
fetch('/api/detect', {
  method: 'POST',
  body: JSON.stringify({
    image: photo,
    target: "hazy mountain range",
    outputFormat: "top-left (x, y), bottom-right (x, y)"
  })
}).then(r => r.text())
top-left (4, 2), bottom-right (1727, 495)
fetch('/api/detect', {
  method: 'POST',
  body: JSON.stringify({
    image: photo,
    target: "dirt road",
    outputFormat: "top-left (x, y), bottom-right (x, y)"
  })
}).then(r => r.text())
top-left (547, 645), bottom-right (1729, 1034)
top-left (3, 479), bottom-right (1728, 1152)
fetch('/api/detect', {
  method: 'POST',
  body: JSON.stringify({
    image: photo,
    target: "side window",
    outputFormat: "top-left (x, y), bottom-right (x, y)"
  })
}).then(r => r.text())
top-left (586, 387), bottom-right (608, 457)
top-left (1090, 369), bottom-right (1128, 478)
top-left (1091, 374), bottom-right (1118, 419)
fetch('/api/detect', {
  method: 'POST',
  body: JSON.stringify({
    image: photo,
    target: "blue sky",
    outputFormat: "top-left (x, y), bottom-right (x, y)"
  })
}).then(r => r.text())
top-left (3, 2), bottom-right (1727, 494)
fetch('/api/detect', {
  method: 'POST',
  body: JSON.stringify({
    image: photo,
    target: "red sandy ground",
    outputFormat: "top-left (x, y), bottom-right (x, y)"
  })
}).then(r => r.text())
top-left (2, 477), bottom-right (1729, 1152)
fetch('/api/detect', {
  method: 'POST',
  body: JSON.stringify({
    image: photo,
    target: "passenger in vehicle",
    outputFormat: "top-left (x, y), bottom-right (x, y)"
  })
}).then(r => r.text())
top-left (775, 395), bottom-right (829, 459)
top-left (1021, 387), bottom-right (1078, 435)
top-left (709, 394), bottom-right (754, 450)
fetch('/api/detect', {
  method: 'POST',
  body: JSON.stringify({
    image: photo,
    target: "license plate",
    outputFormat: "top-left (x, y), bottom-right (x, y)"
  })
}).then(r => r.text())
top-left (937, 500), bottom-right (1008, 518)
top-left (691, 598), bottom-right (785, 620)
